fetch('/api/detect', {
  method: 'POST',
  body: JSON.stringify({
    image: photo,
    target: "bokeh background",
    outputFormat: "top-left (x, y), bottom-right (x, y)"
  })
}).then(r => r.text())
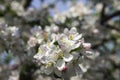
top-left (0, 0), bottom-right (120, 80)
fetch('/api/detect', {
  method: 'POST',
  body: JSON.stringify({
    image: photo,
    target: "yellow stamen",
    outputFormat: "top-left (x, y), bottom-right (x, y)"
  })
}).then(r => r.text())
top-left (57, 51), bottom-right (64, 59)
top-left (69, 35), bottom-right (73, 40)
top-left (45, 62), bottom-right (52, 68)
top-left (38, 48), bottom-right (42, 53)
top-left (61, 38), bottom-right (66, 43)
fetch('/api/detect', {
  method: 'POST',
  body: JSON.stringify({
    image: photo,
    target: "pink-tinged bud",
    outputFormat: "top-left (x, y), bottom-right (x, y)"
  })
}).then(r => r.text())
top-left (62, 66), bottom-right (68, 72)
top-left (83, 43), bottom-right (91, 50)
top-left (92, 29), bottom-right (99, 35)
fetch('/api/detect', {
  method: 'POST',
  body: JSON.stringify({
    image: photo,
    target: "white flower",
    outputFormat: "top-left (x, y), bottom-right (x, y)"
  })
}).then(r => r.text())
top-left (55, 50), bottom-right (73, 71)
top-left (51, 24), bottom-right (59, 33)
top-left (33, 27), bottom-right (97, 76)
top-left (45, 26), bottom-right (51, 33)
top-left (27, 36), bottom-right (38, 48)
top-left (64, 27), bottom-right (82, 41)
top-left (7, 26), bottom-right (19, 37)
top-left (11, 1), bottom-right (24, 16)
top-left (34, 40), bottom-right (58, 64)
top-left (30, 26), bottom-right (42, 37)
top-left (34, 41), bottom-right (54, 63)
top-left (33, 45), bottom-right (48, 63)
top-left (58, 34), bottom-right (79, 52)
top-left (54, 13), bottom-right (66, 23)
top-left (44, 24), bottom-right (59, 40)
top-left (30, 26), bottom-right (48, 44)
top-left (58, 27), bottom-right (82, 52)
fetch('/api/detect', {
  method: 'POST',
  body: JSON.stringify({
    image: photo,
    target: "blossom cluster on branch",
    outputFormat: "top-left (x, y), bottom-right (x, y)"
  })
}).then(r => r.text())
top-left (33, 26), bottom-right (99, 78)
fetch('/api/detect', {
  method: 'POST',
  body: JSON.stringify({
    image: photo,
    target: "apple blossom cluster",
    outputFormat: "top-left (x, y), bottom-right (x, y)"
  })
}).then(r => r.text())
top-left (27, 24), bottom-right (59, 48)
top-left (33, 27), bottom-right (98, 77)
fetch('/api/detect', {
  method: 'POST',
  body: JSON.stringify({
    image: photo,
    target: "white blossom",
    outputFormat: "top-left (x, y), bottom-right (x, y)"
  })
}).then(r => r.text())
top-left (33, 27), bottom-right (96, 76)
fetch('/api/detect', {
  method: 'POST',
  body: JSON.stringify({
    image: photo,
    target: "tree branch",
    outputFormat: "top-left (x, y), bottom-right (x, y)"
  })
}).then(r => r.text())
top-left (100, 3), bottom-right (120, 32)
top-left (101, 10), bottom-right (120, 24)
top-left (104, 24), bottom-right (120, 32)
top-left (24, 0), bottom-right (33, 9)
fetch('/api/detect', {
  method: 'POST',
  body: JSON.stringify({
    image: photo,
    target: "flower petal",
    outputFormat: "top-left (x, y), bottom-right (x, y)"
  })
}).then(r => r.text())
top-left (44, 66), bottom-right (54, 75)
top-left (63, 53), bottom-right (73, 62)
top-left (70, 27), bottom-right (77, 34)
top-left (64, 28), bottom-right (69, 35)
top-left (86, 51), bottom-right (99, 59)
top-left (71, 42), bottom-right (81, 50)
top-left (79, 63), bottom-right (89, 73)
top-left (74, 34), bottom-right (82, 40)
top-left (54, 68), bottom-right (62, 77)
top-left (71, 52), bottom-right (79, 60)
top-left (56, 59), bottom-right (65, 71)
top-left (33, 53), bottom-right (43, 60)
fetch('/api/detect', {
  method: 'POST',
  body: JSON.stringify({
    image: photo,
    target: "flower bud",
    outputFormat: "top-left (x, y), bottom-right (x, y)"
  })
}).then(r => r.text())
top-left (62, 66), bottom-right (68, 72)
top-left (83, 43), bottom-right (91, 50)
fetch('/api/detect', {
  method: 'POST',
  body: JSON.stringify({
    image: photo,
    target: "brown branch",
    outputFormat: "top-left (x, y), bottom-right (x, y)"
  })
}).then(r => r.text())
top-left (100, 3), bottom-right (106, 22)
top-left (24, 0), bottom-right (33, 9)
top-left (101, 10), bottom-right (120, 24)
top-left (104, 24), bottom-right (120, 32)
top-left (100, 3), bottom-right (120, 24)
top-left (99, 3), bottom-right (120, 32)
